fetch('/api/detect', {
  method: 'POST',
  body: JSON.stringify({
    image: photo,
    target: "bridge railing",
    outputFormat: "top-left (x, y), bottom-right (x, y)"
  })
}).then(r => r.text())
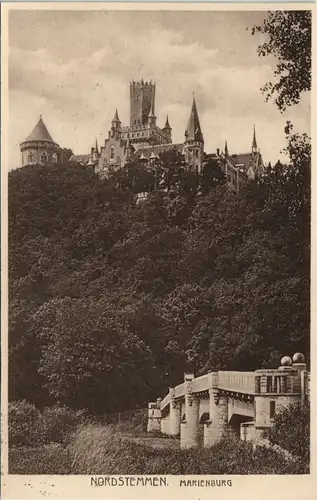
top-left (174, 382), bottom-right (185, 398)
top-left (218, 371), bottom-right (256, 395)
top-left (160, 394), bottom-right (170, 411)
top-left (191, 374), bottom-right (209, 393)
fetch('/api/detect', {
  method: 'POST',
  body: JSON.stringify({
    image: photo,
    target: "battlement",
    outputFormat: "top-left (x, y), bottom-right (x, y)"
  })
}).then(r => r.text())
top-left (130, 79), bottom-right (155, 89)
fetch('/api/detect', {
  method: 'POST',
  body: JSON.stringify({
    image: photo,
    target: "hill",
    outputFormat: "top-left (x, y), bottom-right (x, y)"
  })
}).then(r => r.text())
top-left (8, 136), bottom-right (310, 414)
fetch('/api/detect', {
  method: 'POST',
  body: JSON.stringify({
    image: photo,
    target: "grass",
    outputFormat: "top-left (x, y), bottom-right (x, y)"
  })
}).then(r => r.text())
top-left (9, 444), bottom-right (72, 474)
top-left (9, 423), bottom-right (309, 475)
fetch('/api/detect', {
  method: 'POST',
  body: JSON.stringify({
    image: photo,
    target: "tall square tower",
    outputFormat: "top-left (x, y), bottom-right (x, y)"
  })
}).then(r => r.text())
top-left (130, 79), bottom-right (155, 126)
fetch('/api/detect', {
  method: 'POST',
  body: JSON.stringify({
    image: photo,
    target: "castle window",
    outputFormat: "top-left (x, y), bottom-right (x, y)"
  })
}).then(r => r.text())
top-left (196, 150), bottom-right (199, 158)
top-left (28, 153), bottom-right (33, 163)
top-left (110, 146), bottom-right (115, 159)
top-left (52, 153), bottom-right (57, 163)
top-left (40, 153), bottom-right (47, 163)
top-left (270, 401), bottom-right (276, 419)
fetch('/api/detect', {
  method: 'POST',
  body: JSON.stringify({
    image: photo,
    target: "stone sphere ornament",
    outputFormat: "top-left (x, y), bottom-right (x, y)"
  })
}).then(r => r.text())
top-left (293, 352), bottom-right (305, 363)
top-left (280, 355), bottom-right (292, 366)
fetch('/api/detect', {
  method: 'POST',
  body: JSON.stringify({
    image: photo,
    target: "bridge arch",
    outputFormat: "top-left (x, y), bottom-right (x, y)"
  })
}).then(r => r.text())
top-left (199, 412), bottom-right (209, 424)
top-left (229, 414), bottom-right (254, 437)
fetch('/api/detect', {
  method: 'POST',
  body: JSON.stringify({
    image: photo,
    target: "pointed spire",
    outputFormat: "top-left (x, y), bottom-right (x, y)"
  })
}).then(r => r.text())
top-left (112, 108), bottom-right (120, 123)
top-left (252, 124), bottom-right (257, 153)
top-left (224, 140), bottom-right (229, 157)
top-left (95, 138), bottom-right (99, 155)
top-left (185, 95), bottom-right (204, 143)
top-left (163, 115), bottom-right (171, 130)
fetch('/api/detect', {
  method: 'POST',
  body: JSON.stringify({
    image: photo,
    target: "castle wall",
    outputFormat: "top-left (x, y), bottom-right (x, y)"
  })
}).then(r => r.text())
top-left (97, 136), bottom-right (125, 173)
top-left (184, 140), bottom-right (204, 173)
top-left (21, 142), bottom-right (60, 167)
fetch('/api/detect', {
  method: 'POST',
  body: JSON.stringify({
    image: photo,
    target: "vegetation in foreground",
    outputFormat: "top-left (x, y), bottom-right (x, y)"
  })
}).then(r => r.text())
top-left (9, 401), bottom-right (309, 475)
top-left (9, 423), bottom-right (308, 475)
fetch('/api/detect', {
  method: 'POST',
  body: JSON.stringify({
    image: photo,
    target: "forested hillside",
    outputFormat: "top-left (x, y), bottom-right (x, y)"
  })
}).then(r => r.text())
top-left (9, 130), bottom-right (310, 414)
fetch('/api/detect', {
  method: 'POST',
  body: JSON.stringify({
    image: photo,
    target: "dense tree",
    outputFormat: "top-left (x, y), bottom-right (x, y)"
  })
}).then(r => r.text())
top-left (268, 400), bottom-right (310, 465)
top-left (9, 142), bottom-right (309, 412)
top-left (252, 10), bottom-right (311, 111)
top-left (30, 297), bottom-right (157, 412)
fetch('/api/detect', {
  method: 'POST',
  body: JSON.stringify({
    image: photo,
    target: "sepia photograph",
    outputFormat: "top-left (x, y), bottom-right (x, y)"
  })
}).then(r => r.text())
top-left (3, 3), bottom-right (311, 483)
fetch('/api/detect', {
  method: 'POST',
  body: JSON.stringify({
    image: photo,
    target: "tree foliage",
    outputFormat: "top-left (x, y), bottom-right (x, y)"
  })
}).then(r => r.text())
top-left (269, 400), bottom-right (310, 465)
top-left (9, 140), bottom-right (310, 412)
top-left (252, 11), bottom-right (311, 111)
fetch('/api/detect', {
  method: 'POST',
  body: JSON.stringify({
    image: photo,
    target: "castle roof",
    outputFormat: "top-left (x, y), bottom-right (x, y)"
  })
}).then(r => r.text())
top-left (229, 152), bottom-right (261, 167)
top-left (227, 151), bottom-right (264, 176)
top-left (69, 154), bottom-right (90, 165)
top-left (23, 116), bottom-right (56, 144)
top-left (185, 97), bottom-right (204, 143)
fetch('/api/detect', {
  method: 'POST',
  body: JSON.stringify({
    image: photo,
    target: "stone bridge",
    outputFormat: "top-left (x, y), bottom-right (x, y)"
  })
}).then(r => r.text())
top-left (147, 353), bottom-right (310, 449)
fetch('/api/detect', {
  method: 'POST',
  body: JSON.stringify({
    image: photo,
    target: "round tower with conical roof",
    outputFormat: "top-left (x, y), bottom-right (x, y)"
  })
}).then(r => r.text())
top-left (20, 116), bottom-right (61, 167)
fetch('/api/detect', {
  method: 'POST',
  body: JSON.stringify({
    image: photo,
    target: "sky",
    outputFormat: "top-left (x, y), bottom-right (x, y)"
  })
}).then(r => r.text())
top-left (8, 9), bottom-right (311, 168)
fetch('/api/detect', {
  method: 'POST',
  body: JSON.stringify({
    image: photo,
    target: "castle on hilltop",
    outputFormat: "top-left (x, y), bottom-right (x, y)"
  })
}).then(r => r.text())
top-left (20, 79), bottom-right (265, 192)
top-left (20, 115), bottom-right (72, 167)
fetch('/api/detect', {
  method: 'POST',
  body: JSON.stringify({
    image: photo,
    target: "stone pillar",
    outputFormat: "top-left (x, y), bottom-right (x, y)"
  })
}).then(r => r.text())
top-left (254, 395), bottom-right (271, 445)
top-left (169, 387), bottom-right (181, 436)
top-left (147, 401), bottom-right (162, 433)
top-left (204, 387), bottom-right (230, 448)
top-left (180, 374), bottom-right (200, 449)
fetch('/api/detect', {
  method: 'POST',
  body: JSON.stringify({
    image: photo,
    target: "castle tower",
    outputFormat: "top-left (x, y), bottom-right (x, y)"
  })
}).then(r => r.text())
top-left (130, 79), bottom-right (155, 127)
top-left (162, 115), bottom-right (172, 140)
top-left (224, 140), bottom-right (229, 157)
top-left (111, 109), bottom-right (121, 139)
top-left (93, 139), bottom-right (99, 162)
top-left (95, 138), bottom-right (99, 154)
top-left (20, 116), bottom-right (60, 167)
top-left (184, 96), bottom-right (204, 172)
top-left (252, 125), bottom-right (258, 154)
top-left (148, 93), bottom-right (156, 126)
